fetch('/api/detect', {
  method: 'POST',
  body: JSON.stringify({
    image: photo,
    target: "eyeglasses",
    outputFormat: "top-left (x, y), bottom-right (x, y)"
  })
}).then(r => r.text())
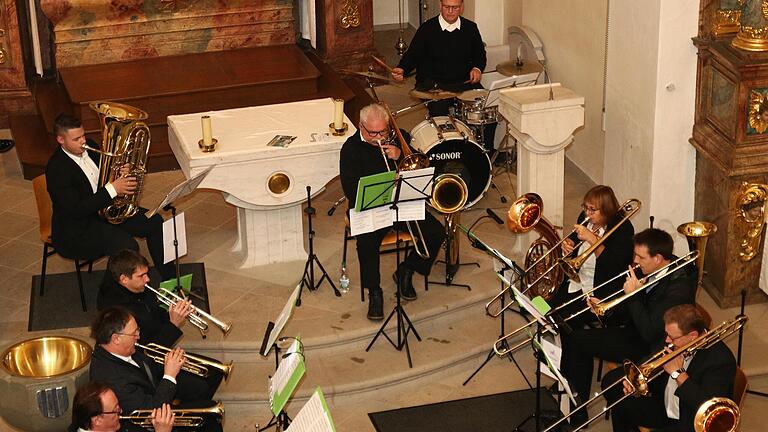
top-left (665, 332), bottom-right (690, 342)
top-left (581, 204), bottom-right (599, 214)
top-left (441, 4), bottom-right (461, 11)
top-left (360, 123), bottom-right (391, 138)
top-left (100, 405), bottom-right (122, 416)
top-left (116, 327), bottom-right (141, 338)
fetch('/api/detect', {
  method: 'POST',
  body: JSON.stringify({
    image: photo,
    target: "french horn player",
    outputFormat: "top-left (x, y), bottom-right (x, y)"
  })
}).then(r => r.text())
top-left (45, 110), bottom-right (175, 282)
top-left (339, 103), bottom-right (446, 321)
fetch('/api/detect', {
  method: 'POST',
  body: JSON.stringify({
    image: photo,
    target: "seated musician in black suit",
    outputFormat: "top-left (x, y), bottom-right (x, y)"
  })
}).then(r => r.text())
top-left (549, 185), bottom-right (635, 328)
top-left (560, 228), bottom-right (697, 426)
top-left (89, 307), bottom-right (223, 432)
top-left (600, 304), bottom-right (736, 432)
top-left (339, 103), bottom-right (445, 320)
top-left (70, 381), bottom-right (173, 432)
top-left (45, 113), bottom-right (173, 280)
top-left (97, 249), bottom-right (191, 347)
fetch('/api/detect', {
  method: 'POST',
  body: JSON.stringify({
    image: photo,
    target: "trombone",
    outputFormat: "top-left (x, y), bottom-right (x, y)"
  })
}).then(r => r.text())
top-left (542, 315), bottom-right (747, 432)
top-left (492, 251), bottom-right (699, 356)
top-left (135, 342), bottom-right (234, 382)
top-left (484, 196), bottom-right (641, 317)
top-left (120, 401), bottom-right (225, 428)
top-left (145, 284), bottom-right (233, 337)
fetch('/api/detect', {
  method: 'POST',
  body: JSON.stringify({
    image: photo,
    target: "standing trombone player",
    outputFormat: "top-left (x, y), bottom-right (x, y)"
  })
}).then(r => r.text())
top-left (560, 228), bottom-right (697, 427)
top-left (600, 304), bottom-right (737, 432)
top-left (339, 103), bottom-right (445, 320)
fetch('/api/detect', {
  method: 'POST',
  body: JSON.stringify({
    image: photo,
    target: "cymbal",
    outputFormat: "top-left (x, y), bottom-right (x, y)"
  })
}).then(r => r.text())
top-left (496, 60), bottom-right (544, 77)
top-left (458, 89), bottom-right (489, 101)
top-left (340, 69), bottom-right (399, 83)
top-left (410, 88), bottom-right (460, 101)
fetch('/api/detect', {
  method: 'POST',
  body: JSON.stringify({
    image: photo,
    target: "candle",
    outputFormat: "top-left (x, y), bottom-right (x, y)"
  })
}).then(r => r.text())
top-left (333, 99), bottom-right (344, 129)
top-left (201, 115), bottom-right (212, 145)
top-left (517, 42), bottom-right (523, 61)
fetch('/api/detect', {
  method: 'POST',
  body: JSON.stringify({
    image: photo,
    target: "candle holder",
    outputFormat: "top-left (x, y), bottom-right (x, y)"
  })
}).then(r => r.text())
top-left (329, 122), bottom-right (349, 136)
top-left (198, 138), bottom-right (218, 152)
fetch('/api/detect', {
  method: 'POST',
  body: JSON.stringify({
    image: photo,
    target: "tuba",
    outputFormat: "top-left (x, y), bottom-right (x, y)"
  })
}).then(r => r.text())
top-left (84, 101), bottom-right (151, 224)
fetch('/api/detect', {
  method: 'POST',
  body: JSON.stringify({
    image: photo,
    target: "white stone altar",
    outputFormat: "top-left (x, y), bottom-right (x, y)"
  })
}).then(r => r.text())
top-left (498, 83), bottom-right (584, 253)
top-left (167, 98), bottom-right (355, 268)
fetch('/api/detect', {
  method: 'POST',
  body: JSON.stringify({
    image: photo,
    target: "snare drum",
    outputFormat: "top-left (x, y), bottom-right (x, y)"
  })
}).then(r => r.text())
top-left (410, 116), bottom-right (492, 208)
top-left (454, 89), bottom-right (499, 125)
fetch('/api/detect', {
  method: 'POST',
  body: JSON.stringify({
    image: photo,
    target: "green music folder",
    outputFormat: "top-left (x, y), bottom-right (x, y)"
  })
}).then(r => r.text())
top-left (354, 171), bottom-right (396, 211)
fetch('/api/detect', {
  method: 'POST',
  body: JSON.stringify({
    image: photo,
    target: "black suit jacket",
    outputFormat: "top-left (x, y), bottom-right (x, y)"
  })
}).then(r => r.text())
top-left (89, 346), bottom-right (176, 413)
top-left (45, 143), bottom-right (113, 257)
top-left (626, 261), bottom-right (697, 345)
top-left (645, 341), bottom-right (736, 432)
top-left (97, 276), bottom-right (183, 347)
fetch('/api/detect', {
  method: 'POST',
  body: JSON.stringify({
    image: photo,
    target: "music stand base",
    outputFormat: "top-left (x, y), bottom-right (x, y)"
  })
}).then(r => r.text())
top-left (366, 303), bottom-right (422, 368)
top-left (259, 410), bottom-right (292, 432)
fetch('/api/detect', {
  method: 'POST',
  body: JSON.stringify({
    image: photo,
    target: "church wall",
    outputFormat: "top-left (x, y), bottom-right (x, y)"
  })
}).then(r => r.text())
top-left (373, 0), bottom-right (408, 27)
top-left (519, 0), bottom-right (608, 185)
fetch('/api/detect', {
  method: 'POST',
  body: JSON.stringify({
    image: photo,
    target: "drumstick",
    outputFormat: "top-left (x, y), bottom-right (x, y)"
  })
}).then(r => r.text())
top-left (372, 55), bottom-right (394, 73)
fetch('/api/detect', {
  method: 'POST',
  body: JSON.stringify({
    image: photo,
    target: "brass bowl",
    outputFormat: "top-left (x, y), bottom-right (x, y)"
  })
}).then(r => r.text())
top-left (1, 336), bottom-right (92, 378)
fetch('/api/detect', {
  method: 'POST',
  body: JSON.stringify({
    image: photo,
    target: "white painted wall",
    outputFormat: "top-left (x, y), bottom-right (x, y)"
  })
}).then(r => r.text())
top-left (373, 0), bottom-right (409, 27)
top-left (603, 0), bottom-right (697, 254)
top-left (519, 0), bottom-right (608, 184)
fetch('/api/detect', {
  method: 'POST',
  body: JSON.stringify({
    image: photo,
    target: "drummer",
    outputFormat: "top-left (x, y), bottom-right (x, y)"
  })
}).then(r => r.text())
top-left (391, 0), bottom-right (495, 153)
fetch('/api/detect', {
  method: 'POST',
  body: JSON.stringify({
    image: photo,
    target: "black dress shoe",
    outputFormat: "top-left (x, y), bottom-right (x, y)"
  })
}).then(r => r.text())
top-left (393, 266), bottom-right (417, 300)
top-left (367, 289), bottom-right (384, 320)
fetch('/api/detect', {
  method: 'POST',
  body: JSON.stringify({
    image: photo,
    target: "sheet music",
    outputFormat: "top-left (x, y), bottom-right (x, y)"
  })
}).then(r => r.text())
top-left (349, 206), bottom-right (393, 236)
top-left (398, 167), bottom-right (434, 201)
top-left (286, 389), bottom-right (334, 432)
top-left (262, 283), bottom-right (301, 356)
top-left (510, 284), bottom-right (556, 334)
top-left (162, 213), bottom-right (188, 264)
top-left (533, 337), bottom-right (575, 406)
top-left (270, 347), bottom-right (301, 401)
top-left (148, 165), bottom-right (214, 217)
top-left (395, 201), bottom-right (425, 222)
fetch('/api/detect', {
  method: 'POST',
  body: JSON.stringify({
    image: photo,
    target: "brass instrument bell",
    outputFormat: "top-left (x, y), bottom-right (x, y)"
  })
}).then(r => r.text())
top-left (677, 221), bottom-right (717, 288)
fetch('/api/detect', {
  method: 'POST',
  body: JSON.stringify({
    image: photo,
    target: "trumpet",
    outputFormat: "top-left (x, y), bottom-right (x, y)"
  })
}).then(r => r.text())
top-left (135, 342), bottom-right (233, 382)
top-left (543, 316), bottom-right (747, 432)
top-left (145, 284), bottom-right (232, 337)
top-left (120, 401), bottom-right (225, 428)
top-left (492, 251), bottom-right (698, 356)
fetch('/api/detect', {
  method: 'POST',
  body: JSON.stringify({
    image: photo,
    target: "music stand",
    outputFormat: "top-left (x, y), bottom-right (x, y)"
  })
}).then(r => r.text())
top-left (362, 169), bottom-right (433, 368)
top-left (148, 166), bottom-right (213, 293)
top-left (296, 186), bottom-right (340, 307)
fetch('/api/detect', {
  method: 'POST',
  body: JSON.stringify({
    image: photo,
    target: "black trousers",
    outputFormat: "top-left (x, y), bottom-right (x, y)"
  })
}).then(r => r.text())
top-left (354, 212), bottom-right (445, 291)
top-left (601, 367), bottom-right (678, 432)
top-left (175, 369), bottom-right (225, 432)
top-left (560, 326), bottom-right (652, 403)
top-left (70, 208), bottom-right (174, 280)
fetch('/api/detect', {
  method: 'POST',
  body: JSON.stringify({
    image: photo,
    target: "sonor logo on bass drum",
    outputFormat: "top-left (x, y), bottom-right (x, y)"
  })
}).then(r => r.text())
top-left (430, 152), bottom-right (462, 161)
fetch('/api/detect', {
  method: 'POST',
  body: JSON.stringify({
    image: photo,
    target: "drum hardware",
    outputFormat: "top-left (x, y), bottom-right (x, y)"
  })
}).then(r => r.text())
top-left (297, 185), bottom-right (341, 306)
top-left (495, 59), bottom-right (545, 77)
top-left (409, 88), bottom-right (460, 101)
top-left (340, 69), bottom-right (400, 84)
top-left (543, 316), bottom-right (747, 432)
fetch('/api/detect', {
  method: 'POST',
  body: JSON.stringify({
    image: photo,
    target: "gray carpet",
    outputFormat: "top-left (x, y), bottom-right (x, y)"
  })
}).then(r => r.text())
top-left (368, 388), bottom-right (562, 432)
top-left (28, 263), bottom-right (209, 331)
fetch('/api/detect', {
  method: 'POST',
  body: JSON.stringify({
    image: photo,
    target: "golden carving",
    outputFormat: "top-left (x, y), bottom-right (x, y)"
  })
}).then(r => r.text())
top-left (713, 9), bottom-right (742, 36)
top-left (267, 172), bottom-right (291, 195)
top-left (0, 48), bottom-right (5, 65)
top-left (732, 25), bottom-right (768, 50)
top-left (339, 0), bottom-right (361, 29)
top-left (748, 89), bottom-right (768, 134)
top-left (736, 182), bottom-right (768, 261)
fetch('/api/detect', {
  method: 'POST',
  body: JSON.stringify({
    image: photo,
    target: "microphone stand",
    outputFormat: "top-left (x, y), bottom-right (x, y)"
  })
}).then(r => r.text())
top-left (162, 204), bottom-right (183, 294)
top-left (296, 186), bottom-right (341, 306)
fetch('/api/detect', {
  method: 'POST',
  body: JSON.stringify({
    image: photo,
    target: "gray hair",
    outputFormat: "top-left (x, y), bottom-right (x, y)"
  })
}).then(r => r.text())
top-left (359, 103), bottom-right (388, 126)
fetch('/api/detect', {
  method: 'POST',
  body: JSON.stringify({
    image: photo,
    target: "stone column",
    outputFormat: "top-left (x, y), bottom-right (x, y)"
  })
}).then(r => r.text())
top-left (498, 83), bottom-right (584, 253)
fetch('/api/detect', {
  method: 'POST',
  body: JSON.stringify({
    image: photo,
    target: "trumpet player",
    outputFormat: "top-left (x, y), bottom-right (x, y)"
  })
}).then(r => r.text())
top-left (339, 103), bottom-right (445, 320)
top-left (97, 250), bottom-right (192, 347)
top-left (89, 307), bottom-right (223, 432)
top-left (600, 304), bottom-right (736, 432)
top-left (560, 228), bottom-right (697, 427)
top-left (70, 381), bottom-right (173, 432)
top-left (45, 114), bottom-right (174, 281)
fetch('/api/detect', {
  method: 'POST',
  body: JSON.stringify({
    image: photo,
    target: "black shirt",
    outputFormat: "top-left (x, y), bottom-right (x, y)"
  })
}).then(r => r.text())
top-left (397, 16), bottom-right (487, 91)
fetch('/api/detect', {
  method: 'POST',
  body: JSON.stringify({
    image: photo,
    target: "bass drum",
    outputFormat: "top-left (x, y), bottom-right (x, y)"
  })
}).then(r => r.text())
top-left (410, 116), bottom-right (491, 208)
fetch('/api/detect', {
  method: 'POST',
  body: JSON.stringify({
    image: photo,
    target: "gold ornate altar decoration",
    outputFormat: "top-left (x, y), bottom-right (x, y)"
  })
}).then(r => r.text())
top-left (690, 0), bottom-right (768, 306)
